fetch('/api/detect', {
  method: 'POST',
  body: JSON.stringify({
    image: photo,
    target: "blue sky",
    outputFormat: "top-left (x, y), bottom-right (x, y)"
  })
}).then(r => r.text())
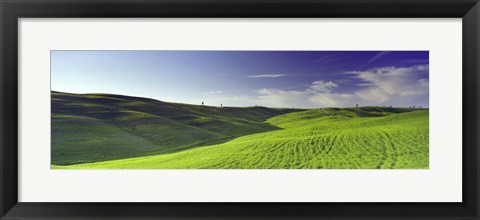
top-left (51, 51), bottom-right (429, 108)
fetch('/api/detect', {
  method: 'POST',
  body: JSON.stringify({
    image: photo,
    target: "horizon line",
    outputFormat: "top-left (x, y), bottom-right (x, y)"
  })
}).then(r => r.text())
top-left (51, 90), bottom-right (430, 110)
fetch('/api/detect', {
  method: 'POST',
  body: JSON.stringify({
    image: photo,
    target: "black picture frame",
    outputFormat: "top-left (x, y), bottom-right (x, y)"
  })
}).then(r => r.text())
top-left (1, 0), bottom-right (479, 219)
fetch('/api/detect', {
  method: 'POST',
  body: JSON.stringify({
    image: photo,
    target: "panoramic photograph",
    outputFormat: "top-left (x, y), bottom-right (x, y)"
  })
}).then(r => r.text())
top-left (51, 50), bottom-right (429, 169)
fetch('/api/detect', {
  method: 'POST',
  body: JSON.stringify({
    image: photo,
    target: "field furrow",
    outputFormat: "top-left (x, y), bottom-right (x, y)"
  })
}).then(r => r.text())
top-left (54, 108), bottom-right (428, 169)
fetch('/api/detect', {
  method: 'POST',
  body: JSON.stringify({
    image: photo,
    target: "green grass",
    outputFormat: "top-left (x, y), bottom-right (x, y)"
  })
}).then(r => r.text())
top-left (52, 91), bottom-right (302, 165)
top-left (52, 95), bottom-right (429, 169)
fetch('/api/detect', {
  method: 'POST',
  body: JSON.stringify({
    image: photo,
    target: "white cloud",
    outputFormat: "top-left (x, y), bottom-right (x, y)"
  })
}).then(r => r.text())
top-left (347, 64), bottom-right (429, 99)
top-left (255, 64), bottom-right (429, 108)
top-left (256, 87), bottom-right (353, 108)
top-left (198, 64), bottom-right (428, 108)
top-left (257, 88), bottom-right (310, 108)
top-left (247, 74), bottom-right (286, 78)
top-left (199, 95), bottom-right (260, 107)
top-left (308, 93), bottom-right (355, 107)
top-left (307, 80), bottom-right (338, 93)
top-left (202, 90), bottom-right (223, 95)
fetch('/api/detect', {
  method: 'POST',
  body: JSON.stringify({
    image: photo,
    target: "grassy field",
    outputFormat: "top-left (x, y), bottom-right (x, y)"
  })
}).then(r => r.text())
top-left (52, 91), bottom-right (302, 165)
top-left (52, 92), bottom-right (429, 169)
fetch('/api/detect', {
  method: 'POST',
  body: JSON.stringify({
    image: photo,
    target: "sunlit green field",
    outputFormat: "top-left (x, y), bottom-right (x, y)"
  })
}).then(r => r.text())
top-left (51, 91), bottom-right (428, 169)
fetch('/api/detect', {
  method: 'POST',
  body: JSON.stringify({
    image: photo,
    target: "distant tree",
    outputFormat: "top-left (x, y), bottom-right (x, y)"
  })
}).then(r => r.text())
top-left (389, 105), bottom-right (392, 108)
top-left (220, 104), bottom-right (223, 107)
top-left (202, 102), bottom-right (204, 106)
top-left (356, 104), bottom-right (358, 107)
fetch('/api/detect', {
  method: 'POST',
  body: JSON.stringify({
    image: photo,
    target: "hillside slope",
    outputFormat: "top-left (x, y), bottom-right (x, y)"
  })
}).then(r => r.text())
top-left (52, 91), bottom-right (303, 165)
top-left (54, 107), bottom-right (429, 169)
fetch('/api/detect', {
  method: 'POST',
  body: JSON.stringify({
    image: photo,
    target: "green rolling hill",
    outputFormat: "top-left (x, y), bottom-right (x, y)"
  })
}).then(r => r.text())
top-left (51, 91), bottom-right (302, 165)
top-left (52, 92), bottom-right (429, 169)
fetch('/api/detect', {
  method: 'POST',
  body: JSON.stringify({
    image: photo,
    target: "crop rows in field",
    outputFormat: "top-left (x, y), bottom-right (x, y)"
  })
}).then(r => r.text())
top-left (56, 108), bottom-right (429, 169)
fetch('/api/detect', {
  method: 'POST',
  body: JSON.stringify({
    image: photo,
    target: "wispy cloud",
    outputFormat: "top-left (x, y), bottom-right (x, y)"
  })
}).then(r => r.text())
top-left (359, 51), bottom-right (392, 68)
top-left (369, 51), bottom-right (391, 63)
top-left (247, 74), bottom-right (286, 78)
top-left (313, 52), bottom-right (345, 63)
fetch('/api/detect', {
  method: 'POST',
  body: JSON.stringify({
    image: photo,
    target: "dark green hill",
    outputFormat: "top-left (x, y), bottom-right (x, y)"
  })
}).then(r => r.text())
top-left (51, 91), bottom-right (303, 165)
